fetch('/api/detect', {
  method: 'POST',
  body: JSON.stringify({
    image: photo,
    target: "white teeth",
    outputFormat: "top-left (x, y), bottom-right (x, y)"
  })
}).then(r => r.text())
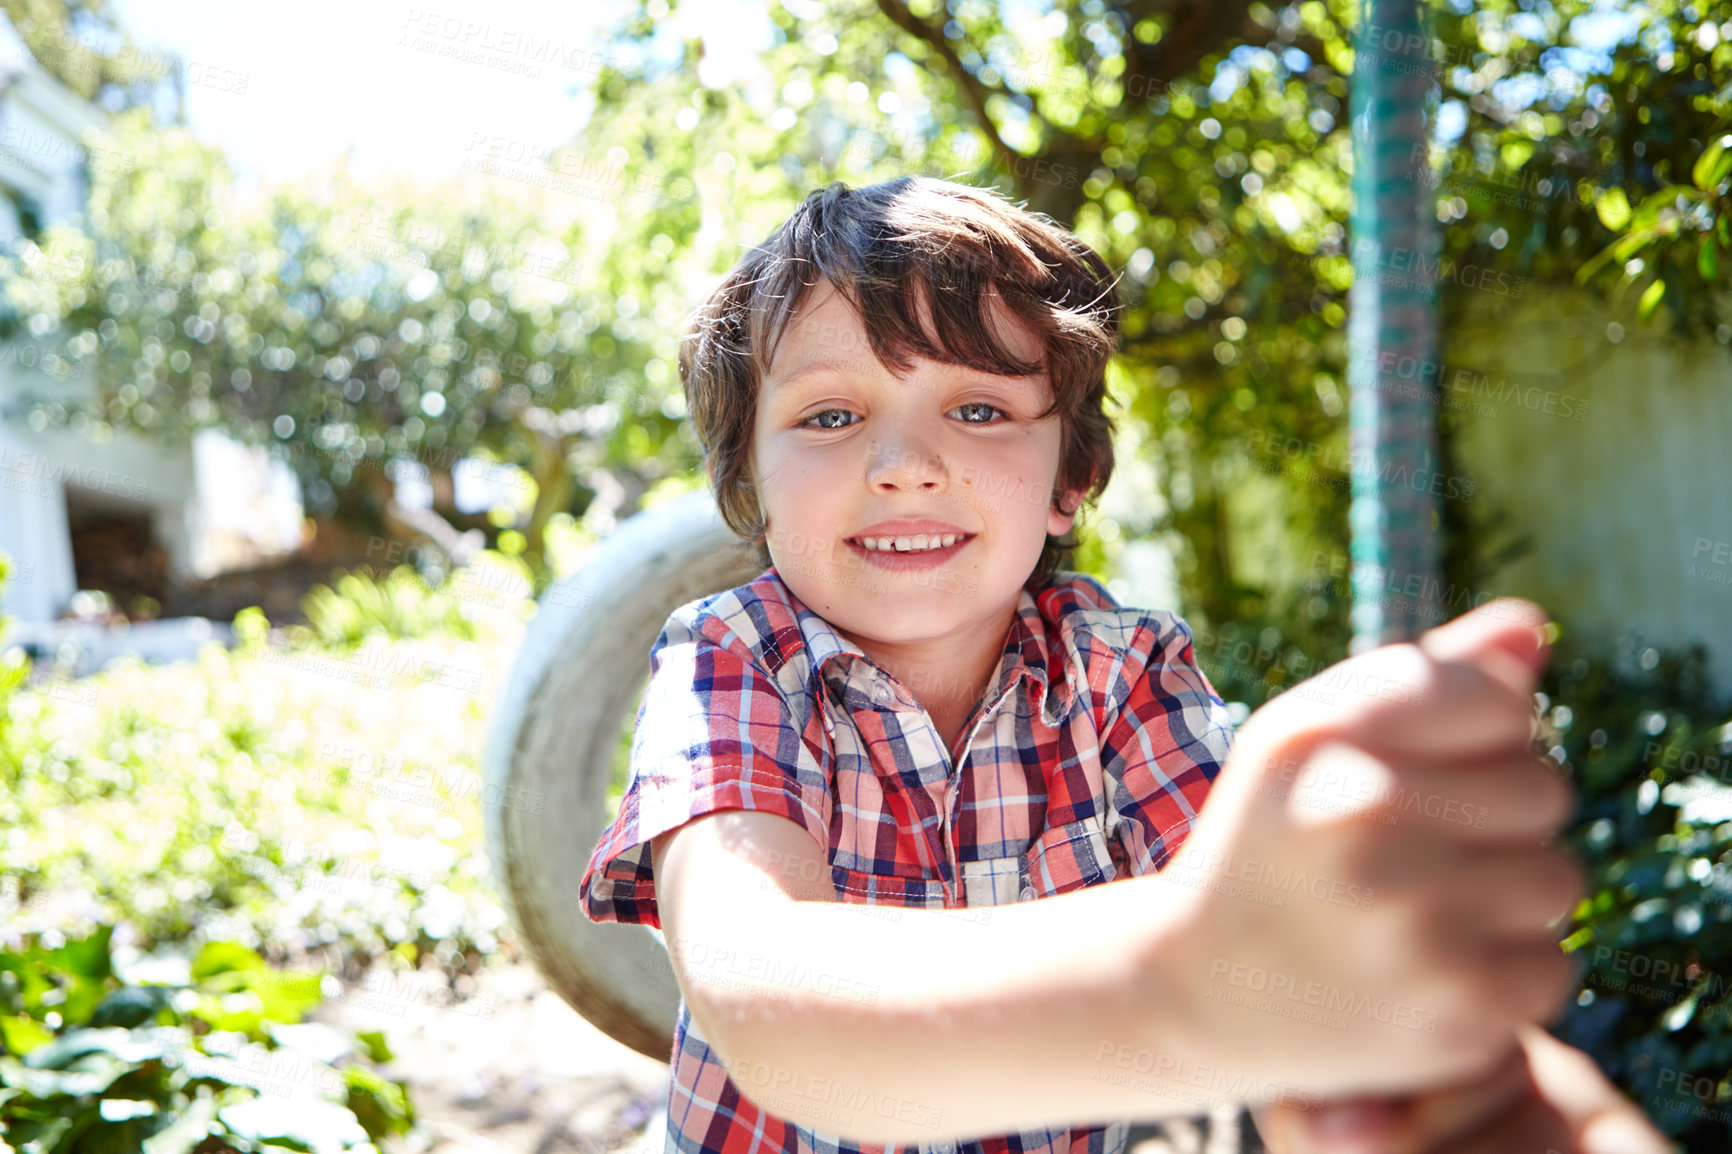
top-left (856, 533), bottom-right (963, 553)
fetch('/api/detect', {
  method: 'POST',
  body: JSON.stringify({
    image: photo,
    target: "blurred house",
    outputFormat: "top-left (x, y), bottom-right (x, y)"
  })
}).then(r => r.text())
top-left (0, 18), bottom-right (302, 669)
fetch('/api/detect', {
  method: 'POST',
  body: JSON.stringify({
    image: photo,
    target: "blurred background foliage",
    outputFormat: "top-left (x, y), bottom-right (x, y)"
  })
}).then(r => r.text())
top-left (0, 0), bottom-right (1730, 1147)
top-left (1, 0), bottom-right (1728, 649)
top-left (0, 556), bottom-right (520, 1149)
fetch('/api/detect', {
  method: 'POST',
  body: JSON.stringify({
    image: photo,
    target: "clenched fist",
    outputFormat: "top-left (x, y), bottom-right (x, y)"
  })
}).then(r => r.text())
top-left (1146, 598), bottom-right (1584, 1101)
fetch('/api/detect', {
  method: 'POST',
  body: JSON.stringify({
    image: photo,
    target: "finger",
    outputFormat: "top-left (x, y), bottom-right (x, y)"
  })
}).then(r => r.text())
top-left (1255, 1096), bottom-right (1407, 1154)
top-left (1384, 1043), bottom-right (1531, 1154)
top-left (1450, 1091), bottom-right (1589, 1154)
top-left (1436, 944), bottom-right (1578, 1038)
top-left (1278, 748), bottom-right (1574, 840)
top-left (1417, 598), bottom-right (1552, 690)
top-left (1445, 1070), bottom-right (1669, 1154)
top-left (1517, 1025), bottom-right (1672, 1154)
top-left (1580, 1112), bottom-right (1674, 1154)
top-left (1389, 753), bottom-right (1574, 840)
top-left (1251, 647), bottom-right (1539, 763)
top-left (1265, 1045), bottom-right (1532, 1154)
top-left (1433, 845), bottom-right (1586, 942)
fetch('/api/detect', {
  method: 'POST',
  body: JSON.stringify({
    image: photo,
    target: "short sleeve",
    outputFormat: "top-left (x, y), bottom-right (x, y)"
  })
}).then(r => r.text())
top-left (1099, 612), bottom-right (1236, 876)
top-left (578, 608), bottom-right (834, 929)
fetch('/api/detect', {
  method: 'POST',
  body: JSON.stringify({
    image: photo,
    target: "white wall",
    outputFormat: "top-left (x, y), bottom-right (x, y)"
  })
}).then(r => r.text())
top-left (189, 429), bottom-right (305, 576)
top-left (1449, 286), bottom-right (1732, 692)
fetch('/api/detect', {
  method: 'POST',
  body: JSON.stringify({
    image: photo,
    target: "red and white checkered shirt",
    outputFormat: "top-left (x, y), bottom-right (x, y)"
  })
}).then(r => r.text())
top-left (580, 566), bottom-right (1235, 1154)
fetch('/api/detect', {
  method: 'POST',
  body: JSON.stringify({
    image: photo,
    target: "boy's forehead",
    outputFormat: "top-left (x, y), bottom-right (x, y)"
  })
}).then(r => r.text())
top-left (772, 275), bottom-right (1044, 381)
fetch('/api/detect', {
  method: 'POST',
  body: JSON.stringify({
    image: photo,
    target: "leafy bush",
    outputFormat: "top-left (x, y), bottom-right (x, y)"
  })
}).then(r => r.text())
top-left (0, 925), bottom-right (411, 1153)
top-left (298, 566), bottom-right (477, 650)
top-left (1546, 636), bottom-right (1732, 1152)
top-left (0, 552), bottom-right (539, 1149)
top-left (0, 560), bottom-right (523, 1000)
top-left (0, 556), bottom-right (31, 778)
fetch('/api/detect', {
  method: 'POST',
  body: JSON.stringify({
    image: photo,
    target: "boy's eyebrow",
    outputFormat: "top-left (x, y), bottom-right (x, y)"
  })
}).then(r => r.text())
top-left (766, 356), bottom-right (1046, 391)
top-left (764, 356), bottom-right (873, 388)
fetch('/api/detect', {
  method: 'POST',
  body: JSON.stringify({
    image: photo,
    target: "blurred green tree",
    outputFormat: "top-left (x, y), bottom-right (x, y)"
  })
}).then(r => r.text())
top-left (2, 0), bottom-right (1727, 631)
top-left (0, 0), bottom-right (171, 108)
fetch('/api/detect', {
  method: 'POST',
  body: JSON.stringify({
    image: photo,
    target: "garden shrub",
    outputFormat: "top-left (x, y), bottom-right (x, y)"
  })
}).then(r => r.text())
top-left (1545, 636), bottom-right (1732, 1152)
top-left (0, 924), bottom-right (412, 1152)
top-left (0, 555), bottom-right (518, 1027)
top-left (298, 566), bottom-right (477, 650)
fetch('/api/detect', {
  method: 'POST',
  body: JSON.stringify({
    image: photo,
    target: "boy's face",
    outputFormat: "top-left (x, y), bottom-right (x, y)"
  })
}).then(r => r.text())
top-left (751, 276), bottom-right (1083, 649)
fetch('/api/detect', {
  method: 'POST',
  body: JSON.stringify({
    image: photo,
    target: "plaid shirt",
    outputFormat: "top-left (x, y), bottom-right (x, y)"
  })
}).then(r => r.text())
top-left (581, 566), bottom-right (1236, 1154)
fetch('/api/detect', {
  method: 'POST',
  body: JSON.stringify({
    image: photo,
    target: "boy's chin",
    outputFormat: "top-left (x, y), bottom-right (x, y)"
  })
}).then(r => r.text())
top-left (811, 576), bottom-right (1013, 634)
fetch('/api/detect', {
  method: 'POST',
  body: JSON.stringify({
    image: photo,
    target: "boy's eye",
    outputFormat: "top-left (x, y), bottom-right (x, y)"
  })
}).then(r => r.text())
top-left (800, 408), bottom-right (857, 430)
top-left (952, 402), bottom-right (1007, 424)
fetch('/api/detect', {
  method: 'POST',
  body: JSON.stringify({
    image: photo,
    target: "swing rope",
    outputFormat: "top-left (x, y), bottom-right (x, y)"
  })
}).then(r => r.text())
top-left (1348, 0), bottom-right (1443, 651)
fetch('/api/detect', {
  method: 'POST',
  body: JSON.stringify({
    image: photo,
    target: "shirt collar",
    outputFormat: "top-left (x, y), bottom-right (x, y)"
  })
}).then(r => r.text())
top-left (757, 567), bottom-right (1081, 727)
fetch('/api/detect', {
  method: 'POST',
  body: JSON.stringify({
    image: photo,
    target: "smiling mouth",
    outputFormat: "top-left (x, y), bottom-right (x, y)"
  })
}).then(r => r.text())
top-left (846, 532), bottom-right (974, 554)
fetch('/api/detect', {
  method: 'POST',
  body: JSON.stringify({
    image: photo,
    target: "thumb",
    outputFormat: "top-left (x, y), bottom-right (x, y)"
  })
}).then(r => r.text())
top-left (1262, 1098), bottom-right (1407, 1154)
top-left (1417, 597), bottom-right (1552, 699)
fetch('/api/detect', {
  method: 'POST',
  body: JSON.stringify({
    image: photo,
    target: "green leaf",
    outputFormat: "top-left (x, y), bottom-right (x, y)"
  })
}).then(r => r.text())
top-left (351, 1030), bottom-right (392, 1065)
top-left (0, 1116), bottom-right (73, 1154)
top-left (342, 1066), bottom-right (415, 1139)
top-left (98, 1096), bottom-right (158, 1120)
top-left (141, 1094), bottom-right (220, 1154)
top-left (1700, 234), bottom-right (1719, 281)
top-left (1638, 278), bottom-right (1666, 321)
top-left (264, 972), bottom-right (325, 1025)
top-left (1596, 186), bottom-right (1632, 231)
top-left (186, 989), bottom-right (266, 1036)
top-left (22, 1026), bottom-right (134, 1069)
top-left (1693, 136), bottom-right (1732, 190)
top-left (0, 1015), bottom-right (54, 1056)
top-left (1611, 227), bottom-right (1659, 262)
top-left (45, 927), bottom-right (115, 983)
top-left (263, 1022), bottom-right (351, 1065)
top-left (218, 1094), bottom-right (369, 1151)
top-left (0, 1051), bottom-right (130, 1096)
top-left (1632, 184), bottom-right (1693, 231)
top-left (89, 985), bottom-right (177, 1030)
top-left (190, 943), bottom-right (266, 983)
top-left (1576, 239), bottom-right (1623, 284)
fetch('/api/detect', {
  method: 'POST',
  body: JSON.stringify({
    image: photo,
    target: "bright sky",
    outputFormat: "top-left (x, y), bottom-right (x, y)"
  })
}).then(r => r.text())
top-left (98, 0), bottom-right (767, 193)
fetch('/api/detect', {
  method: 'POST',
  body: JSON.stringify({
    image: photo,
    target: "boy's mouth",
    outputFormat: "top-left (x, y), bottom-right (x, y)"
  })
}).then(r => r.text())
top-left (842, 529), bottom-right (975, 571)
top-left (847, 531), bottom-right (974, 554)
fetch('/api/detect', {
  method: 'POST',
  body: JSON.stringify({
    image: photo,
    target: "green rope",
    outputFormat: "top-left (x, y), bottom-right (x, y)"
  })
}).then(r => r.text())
top-left (1348, 0), bottom-right (1443, 651)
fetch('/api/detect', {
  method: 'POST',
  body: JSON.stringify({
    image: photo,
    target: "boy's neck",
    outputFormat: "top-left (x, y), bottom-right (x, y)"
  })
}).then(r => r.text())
top-left (834, 597), bottom-right (1022, 755)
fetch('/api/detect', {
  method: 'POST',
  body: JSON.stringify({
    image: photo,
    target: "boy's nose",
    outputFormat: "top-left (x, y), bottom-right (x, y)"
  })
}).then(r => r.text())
top-left (866, 436), bottom-right (947, 491)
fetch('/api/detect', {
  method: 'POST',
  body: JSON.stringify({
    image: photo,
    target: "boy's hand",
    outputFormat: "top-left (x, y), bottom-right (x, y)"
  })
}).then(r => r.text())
top-left (1150, 598), bottom-right (1583, 1099)
top-left (1251, 1024), bottom-right (1671, 1154)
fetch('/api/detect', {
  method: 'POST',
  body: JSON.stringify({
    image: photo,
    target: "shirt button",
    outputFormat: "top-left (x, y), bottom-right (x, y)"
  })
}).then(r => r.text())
top-left (1019, 885), bottom-right (1037, 902)
top-left (870, 681), bottom-right (892, 705)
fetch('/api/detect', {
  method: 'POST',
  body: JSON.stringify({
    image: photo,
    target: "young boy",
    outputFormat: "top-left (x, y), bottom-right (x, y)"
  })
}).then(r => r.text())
top-left (579, 177), bottom-right (1666, 1154)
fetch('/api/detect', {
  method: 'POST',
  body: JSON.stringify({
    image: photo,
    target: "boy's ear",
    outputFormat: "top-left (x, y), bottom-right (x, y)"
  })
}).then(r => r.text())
top-left (1047, 486), bottom-right (1087, 538)
top-left (1047, 465), bottom-right (1096, 537)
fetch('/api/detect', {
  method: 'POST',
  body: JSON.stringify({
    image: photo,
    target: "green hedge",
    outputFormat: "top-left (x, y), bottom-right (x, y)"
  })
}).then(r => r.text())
top-left (1546, 638), bottom-right (1732, 1151)
top-left (0, 555), bottom-right (535, 1152)
top-left (0, 926), bottom-right (412, 1153)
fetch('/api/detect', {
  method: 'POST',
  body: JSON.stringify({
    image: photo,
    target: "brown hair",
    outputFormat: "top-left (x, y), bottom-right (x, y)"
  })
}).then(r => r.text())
top-left (676, 176), bottom-right (1123, 594)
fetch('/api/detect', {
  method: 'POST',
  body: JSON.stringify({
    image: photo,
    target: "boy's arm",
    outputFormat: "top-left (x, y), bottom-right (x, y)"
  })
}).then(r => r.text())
top-left (649, 599), bottom-right (1582, 1143)
top-left (649, 810), bottom-right (1225, 1142)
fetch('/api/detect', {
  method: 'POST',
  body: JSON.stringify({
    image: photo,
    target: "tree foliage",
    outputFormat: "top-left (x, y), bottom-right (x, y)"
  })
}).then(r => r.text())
top-left (1, 109), bottom-right (707, 576)
top-left (7, 0), bottom-right (1728, 618)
